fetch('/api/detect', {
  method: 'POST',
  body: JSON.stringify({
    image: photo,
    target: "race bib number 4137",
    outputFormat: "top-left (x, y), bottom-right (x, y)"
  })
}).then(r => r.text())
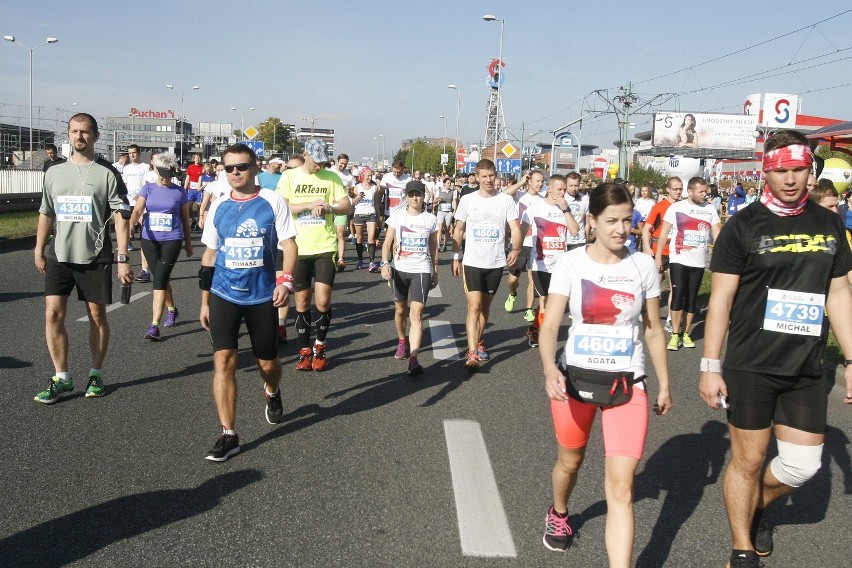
top-left (223, 237), bottom-right (263, 269)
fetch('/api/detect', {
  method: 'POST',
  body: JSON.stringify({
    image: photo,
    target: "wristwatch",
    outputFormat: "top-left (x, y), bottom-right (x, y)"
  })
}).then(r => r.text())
top-left (116, 254), bottom-right (129, 263)
top-left (380, 261), bottom-right (389, 268)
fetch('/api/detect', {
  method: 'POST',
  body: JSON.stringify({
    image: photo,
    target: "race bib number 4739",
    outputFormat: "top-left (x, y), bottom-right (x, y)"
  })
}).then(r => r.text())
top-left (763, 288), bottom-right (825, 337)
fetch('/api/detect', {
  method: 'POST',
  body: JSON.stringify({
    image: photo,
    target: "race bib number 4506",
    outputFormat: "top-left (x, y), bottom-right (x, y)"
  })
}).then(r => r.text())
top-left (763, 288), bottom-right (824, 336)
top-left (56, 195), bottom-right (93, 222)
top-left (223, 237), bottom-right (264, 269)
top-left (472, 224), bottom-right (500, 243)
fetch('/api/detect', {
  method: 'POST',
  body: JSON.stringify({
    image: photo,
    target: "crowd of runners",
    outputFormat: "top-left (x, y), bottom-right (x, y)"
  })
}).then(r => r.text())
top-left (32, 113), bottom-right (852, 568)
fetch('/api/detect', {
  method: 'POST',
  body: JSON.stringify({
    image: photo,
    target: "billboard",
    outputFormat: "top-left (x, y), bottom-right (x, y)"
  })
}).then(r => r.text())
top-left (743, 93), bottom-right (799, 128)
top-left (652, 112), bottom-right (757, 151)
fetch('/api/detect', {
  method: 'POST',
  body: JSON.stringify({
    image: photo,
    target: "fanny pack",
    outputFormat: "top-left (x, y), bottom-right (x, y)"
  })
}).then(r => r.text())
top-left (560, 364), bottom-right (643, 408)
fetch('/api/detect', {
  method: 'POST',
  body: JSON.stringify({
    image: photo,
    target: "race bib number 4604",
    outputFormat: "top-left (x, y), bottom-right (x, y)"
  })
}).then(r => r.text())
top-left (223, 237), bottom-right (263, 269)
top-left (56, 195), bottom-right (93, 223)
top-left (572, 323), bottom-right (634, 370)
top-left (763, 288), bottom-right (825, 337)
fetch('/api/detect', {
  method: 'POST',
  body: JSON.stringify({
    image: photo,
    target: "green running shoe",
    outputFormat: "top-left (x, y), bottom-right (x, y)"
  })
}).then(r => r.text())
top-left (85, 372), bottom-right (105, 398)
top-left (667, 334), bottom-right (681, 351)
top-left (681, 332), bottom-right (696, 348)
top-left (504, 293), bottom-right (517, 312)
top-left (34, 376), bottom-right (74, 404)
top-left (524, 308), bottom-right (535, 322)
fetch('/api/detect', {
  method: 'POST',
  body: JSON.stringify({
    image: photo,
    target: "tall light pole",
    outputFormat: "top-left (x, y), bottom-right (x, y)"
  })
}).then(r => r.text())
top-left (167, 84), bottom-right (199, 164)
top-left (439, 115), bottom-right (447, 153)
top-left (448, 84), bottom-right (461, 174)
top-left (379, 134), bottom-right (385, 168)
top-left (374, 137), bottom-right (379, 169)
top-left (483, 14), bottom-right (504, 162)
top-left (231, 106), bottom-right (254, 141)
top-left (128, 111), bottom-right (135, 144)
top-left (3, 35), bottom-right (59, 168)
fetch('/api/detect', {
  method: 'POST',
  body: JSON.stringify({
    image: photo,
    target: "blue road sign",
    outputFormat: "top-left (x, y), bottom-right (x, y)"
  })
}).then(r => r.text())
top-left (460, 161), bottom-right (476, 174)
top-left (243, 140), bottom-right (265, 157)
top-left (496, 159), bottom-right (522, 174)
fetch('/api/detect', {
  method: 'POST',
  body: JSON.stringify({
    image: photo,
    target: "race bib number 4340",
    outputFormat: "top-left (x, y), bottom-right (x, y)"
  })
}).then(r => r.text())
top-left (56, 195), bottom-right (93, 222)
top-left (223, 237), bottom-right (263, 269)
top-left (763, 288), bottom-right (825, 337)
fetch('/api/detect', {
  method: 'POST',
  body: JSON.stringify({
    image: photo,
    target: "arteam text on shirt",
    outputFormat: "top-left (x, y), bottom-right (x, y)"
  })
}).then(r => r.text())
top-left (293, 185), bottom-right (329, 194)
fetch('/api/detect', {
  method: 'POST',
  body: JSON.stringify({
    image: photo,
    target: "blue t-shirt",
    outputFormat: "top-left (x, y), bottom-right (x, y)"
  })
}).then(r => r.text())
top-left (257, 171), bottom-right (282, 190)
top-left (139, 182), bottom-right (188, 241)
top-left (628, 209), bottom-right (644, 250)
top-left (200, 189), bottom-right (297, 305)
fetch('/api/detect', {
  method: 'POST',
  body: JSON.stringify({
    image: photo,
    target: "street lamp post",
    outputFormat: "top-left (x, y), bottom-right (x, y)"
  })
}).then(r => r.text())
top-left (483, 15), bottom-right (504, 163)
top-left (167, 84), bottom-right (199, 164)
top-left (128, 111), bottom-right (135, 143)
top-left (448, 84), bottom-right (461, 174)
top-left (374, 137), bottom-right (379, 170)
top-left (439, 115), bottom-right (447, 153)
top-left (379, 134), bottom-right (385, 168)
top-left (3, 35), bottom-right (59, 168)
top-left (231, 106), bottom-right (255, 141)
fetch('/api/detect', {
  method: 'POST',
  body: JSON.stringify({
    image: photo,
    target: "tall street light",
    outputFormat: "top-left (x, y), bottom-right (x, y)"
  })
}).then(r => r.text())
top-left (482, 15), bottom-right (504, 163)
top-left (3, 35), bottom-right (59, 168)
top-left (448, 84), bottom-right (461, 174)
top-left (439, 115), bottom-right (447, 154)
top-left (167, 84), bottom-right (199, 164)
top-left (379, 134), bottom-right (385, 168)
top-left (374, 137), bottom-right (379, 169)
top-left (231, 106), bottom-right (254, 141)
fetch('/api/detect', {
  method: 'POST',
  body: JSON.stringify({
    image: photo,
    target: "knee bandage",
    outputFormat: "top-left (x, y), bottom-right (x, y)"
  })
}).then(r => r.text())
top-left (769, 440), bottom-right (823, 488)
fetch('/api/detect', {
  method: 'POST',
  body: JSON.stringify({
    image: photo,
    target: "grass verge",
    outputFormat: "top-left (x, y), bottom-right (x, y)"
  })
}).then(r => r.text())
top-left (0, 211), bottom-right (39, 240)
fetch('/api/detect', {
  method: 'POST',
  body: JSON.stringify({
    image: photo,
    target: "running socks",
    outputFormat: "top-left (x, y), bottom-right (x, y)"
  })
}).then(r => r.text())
top-left (295, 311), bottom-right (312, 349)
top-left (316, 310), bottom-right (331, 342)
top-left (367, 242), bottom-right (376, 261)
top-left (355, 242), bottom-right (364, 260)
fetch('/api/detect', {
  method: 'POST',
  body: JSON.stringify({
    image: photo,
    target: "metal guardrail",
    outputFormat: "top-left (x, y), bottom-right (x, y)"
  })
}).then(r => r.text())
top-left (0, 170), bottom-right (43, 212)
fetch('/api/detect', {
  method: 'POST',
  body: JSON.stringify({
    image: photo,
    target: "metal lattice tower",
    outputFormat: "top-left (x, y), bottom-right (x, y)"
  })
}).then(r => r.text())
top-left (483, 89), bottom-right (505, 149)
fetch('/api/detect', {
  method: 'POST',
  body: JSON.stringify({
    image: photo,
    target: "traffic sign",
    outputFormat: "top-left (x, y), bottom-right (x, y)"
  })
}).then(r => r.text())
top-left (243, 140), bottom-right (265, 157)
top-left (440, 153), bottom-right (449, 165)
top-left (501, 142), bottom-right (517, 158)
top-left (496, 159), bottom-right (522, 174)
top-left (244, 125), bottom-right (258, 140)
top-left (557, 132), bottom-right (576, 147)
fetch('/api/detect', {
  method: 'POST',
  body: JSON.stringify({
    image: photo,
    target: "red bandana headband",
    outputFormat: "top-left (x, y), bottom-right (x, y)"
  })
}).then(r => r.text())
top-left (760, 144), bottom-right (812, 216)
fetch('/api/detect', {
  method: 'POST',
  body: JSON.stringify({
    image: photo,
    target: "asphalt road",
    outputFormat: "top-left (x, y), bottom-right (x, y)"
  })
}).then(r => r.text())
top-left (1, 232), bottom-right (850, 567)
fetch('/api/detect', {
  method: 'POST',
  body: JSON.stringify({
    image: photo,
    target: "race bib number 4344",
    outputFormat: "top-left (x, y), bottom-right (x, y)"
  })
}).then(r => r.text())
top-left (56, 195), bottom-right (93, 222)
top-left (763, 288), bottom-right (824, 337)
top-left (223, 237), bottom-right (263, 269)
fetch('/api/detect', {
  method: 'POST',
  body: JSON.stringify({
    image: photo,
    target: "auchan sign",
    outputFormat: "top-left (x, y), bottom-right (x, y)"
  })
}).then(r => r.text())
top-left (129, 107), bottom-right (175, 119)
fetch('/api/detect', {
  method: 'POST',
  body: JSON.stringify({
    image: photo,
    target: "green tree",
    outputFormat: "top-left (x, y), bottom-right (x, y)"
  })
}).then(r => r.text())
top-left (815, 145), bottom-right (852, 166)
top-left (627, 164), bottom-right (668, 189)
top-left (257, 117), bottom-right (294, 157)
top-left (394, 140), bottom-right (456, 175)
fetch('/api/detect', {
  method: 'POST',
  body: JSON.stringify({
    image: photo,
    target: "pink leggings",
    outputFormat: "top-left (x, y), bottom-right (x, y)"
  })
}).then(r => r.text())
top-left (550, 389), bottom-right (648, 459)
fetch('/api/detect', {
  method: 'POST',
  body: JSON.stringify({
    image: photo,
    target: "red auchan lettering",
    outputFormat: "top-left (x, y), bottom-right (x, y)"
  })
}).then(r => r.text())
top-left (129, 107), bottom-right (176, 119)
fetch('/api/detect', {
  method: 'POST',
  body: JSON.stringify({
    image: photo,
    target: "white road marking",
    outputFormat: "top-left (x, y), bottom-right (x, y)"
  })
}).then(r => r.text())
top-left (427, 319), bottom-right (459, 361)
top-left (428, 283), bottom-right (442, 298)
top-left (444, 419), bottom-right (517, 558)
top-left (77, 291), bottom-right (150, 321)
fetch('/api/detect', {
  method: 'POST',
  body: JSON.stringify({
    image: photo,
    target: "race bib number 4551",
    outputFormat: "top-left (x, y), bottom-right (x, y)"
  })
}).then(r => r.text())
top-left (223, 237), bottom-right (263, 269)
top-left (56, 195), bottom-right (93, 222)
top-left (763, 288), bottom-right (825, 337)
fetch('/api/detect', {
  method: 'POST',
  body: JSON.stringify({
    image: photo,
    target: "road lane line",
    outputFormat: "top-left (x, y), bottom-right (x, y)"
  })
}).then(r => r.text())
top-left (444, 419), bottom-right (517, 558)
top-left (427, 319), bottom-right (459, 361)
top-left (77, 291), bottom-right (151, 321)
top-left (428, 283), bottom-right (442, 298)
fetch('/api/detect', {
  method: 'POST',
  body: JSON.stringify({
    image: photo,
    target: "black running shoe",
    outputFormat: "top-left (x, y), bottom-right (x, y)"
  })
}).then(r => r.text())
top-left (543, 506), bottom-right (574, 552)
top-left (265, 388), bottom-right (283, 424)
top-left (729, 550), bottom-right (762, 568)
top-left (751, 510), bottom-right (774, 557)
top-left (205, 433), bottom-right (240, 462)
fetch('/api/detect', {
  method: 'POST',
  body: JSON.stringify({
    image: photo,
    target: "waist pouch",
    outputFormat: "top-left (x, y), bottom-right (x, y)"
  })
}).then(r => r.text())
top-left (560, 364), bottom-right (642, 408)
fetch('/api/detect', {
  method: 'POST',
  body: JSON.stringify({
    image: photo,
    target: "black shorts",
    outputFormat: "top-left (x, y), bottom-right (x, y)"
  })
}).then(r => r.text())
top-left (509, 245), bottom-right (532, 276)
top-left (566, 242), bottom-right (586, 251)
top-left (294, 252), bottom-right (336, 292)
top-left (659, 254), bottom-right (670, 273)
top-left (140, 238), bottom-right (182, 290)
top-left (724, 369), bottom-right (828, 434)
top-left (462, 265), bottom-right (502, 295)
top-left (353, 213), bottom-right (376, 225)
top-left (45, 258), bottom-right (112, 305)
top-left (392, 269), bottom-right (431, 304)
top-left (669, 263), bottom-right (704, 313)
top-left (208, 293), bottom-right (278, 360)
top-left (532, 270), bottom-right (552, 298)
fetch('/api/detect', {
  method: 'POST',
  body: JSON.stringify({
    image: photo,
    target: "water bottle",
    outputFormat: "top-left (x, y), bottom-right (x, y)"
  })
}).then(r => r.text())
top-left (120, 282), bottom-right (132, 304)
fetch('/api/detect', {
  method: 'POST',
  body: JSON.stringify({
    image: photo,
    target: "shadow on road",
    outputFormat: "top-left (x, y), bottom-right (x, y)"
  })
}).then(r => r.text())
top-left (0, 469), bottom-right (263, 567)
top-left (573, 421), bottom-right (729, 568)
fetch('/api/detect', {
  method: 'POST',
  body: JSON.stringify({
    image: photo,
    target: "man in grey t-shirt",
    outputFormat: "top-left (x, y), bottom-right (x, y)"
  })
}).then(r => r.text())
top-left (33, 112), bottom-right (133, 404)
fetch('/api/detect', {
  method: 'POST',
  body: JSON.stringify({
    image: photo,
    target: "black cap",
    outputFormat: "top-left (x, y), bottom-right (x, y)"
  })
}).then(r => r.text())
top-left (405, 180), bottom-right (426, 195)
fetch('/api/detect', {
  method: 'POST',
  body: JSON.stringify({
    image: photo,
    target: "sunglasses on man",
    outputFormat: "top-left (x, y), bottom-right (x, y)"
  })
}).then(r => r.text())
top-left (224, 163), bottom-right (252, 173)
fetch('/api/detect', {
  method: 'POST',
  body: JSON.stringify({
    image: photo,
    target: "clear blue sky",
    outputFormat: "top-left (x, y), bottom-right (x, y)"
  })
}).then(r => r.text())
top-left (2, 1), bottom-right (850, 161)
